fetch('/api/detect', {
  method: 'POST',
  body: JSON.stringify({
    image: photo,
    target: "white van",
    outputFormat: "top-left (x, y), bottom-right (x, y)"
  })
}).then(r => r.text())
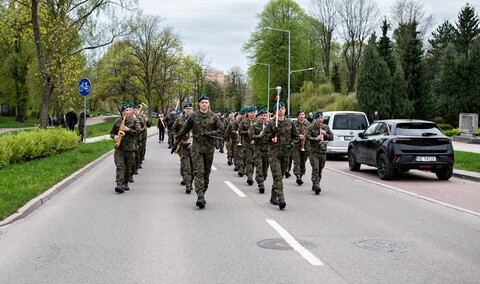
top-left (322, 111), bottom-right (369, 156)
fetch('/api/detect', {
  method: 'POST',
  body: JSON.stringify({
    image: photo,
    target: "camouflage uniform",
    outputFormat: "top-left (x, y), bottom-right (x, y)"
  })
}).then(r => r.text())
top-left (164, 113), bottom-right (177, 148)
top-left (140, 114), bottom-right (151, 162)
top-left (110, 114), bottom-right (140, 192)
top-left (238, 116), bottom-right (257, 184)
top-left (134, 114), bottom-right (145, 173)
top-left (293, 119), bottom-right (311, 183)
top-left (78, 110), bottom-right (85, 140)
top-left (175, 109), bottom-right (224, 199)
top-left (231, 117), bottom-right (244, 173)
top-left (307, 122), bottom-right (334, 194)
top-left (264, 117), bottom-right (299, 208)
top-left (172, 114), bottom-right (193, 193)
top-left (223, 115), bottom-right (233, 165)
top-left (249, 119), bottom-right (269, 192)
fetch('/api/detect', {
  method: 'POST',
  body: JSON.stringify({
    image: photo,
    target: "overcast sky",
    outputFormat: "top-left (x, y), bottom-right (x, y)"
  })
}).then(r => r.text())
top-left (137, 0), bottom-right (473, 72)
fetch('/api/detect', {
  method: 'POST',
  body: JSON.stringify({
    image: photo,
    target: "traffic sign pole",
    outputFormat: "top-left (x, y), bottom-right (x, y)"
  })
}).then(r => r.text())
top-left (78, 78), bottom-right (91, 144)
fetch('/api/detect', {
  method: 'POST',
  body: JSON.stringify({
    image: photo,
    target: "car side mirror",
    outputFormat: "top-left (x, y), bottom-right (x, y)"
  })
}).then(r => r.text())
top-left (358, 132), bottom-right (364, 139)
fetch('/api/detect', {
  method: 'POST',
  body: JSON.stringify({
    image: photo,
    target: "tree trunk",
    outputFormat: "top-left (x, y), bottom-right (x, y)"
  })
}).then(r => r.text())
top-left (32, 0), bottom-right (54, 129)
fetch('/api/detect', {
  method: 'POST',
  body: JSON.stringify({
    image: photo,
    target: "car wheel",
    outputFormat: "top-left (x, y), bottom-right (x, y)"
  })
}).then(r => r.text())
top-left (348, 148), bottom-right (361, 171)
top-left (435, 168), bottom-right (453, 180)
top-left (377, 153), bottom-right (394, 180)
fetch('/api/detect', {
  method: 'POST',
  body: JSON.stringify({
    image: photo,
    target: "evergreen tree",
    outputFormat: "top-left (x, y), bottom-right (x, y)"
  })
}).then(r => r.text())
top-left (434, 44), bottom-right (460, 125)
top-left (426, 20), bottom-right (457, 82)
top-left (377, 19), bottom-right (396, 75)
top-left (402, 22), bottom-right (432, 119)
top-left (466, 39), bottom-right (480, 114)
top-left (390, 64), bottom-right (413, 119)
top-left (455, 3), bottom-right (480, 56)
top-left (331, 62), bottom-right (341, 93)
top-left (357, 42), bottom-right (391, 118)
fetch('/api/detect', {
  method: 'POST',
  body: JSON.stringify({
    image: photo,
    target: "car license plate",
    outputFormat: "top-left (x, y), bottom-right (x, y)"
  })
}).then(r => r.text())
top-left (415, 156), bottom-right (436, 162)
top-left (343, 136), bottom-right (353, 141)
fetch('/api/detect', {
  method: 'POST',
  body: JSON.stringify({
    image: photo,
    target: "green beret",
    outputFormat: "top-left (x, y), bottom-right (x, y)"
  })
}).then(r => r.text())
top-left (272, 102), bottom-right (285, 111)
top-left (238, 108), bottom-right (246, 115)
top-left (313, 111), bottom-right (323, 119)
top-left (246, 106), bottom-right (256, 113)
top-left (297, 108), bottom-right (305, 116)
top-left (198, 94), bottom-right (210, 102)
top-left (120, 103), bottom-right (129, 112)
top-left (257, 107), bottom-right (267, 116)
top-left (183, 102), bottom-right (193, 108)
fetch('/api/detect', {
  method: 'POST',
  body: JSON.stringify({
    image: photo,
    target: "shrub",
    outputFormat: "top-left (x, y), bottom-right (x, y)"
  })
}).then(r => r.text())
top-left (438, 124), bottom-right (454, 131)
top-left (0, 128), bottom-right (79, 169)
top-left (443, 128), bottom-right (460, 137)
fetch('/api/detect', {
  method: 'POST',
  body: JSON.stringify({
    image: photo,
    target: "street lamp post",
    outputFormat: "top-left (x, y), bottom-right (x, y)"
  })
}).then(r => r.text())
top-left (266, 27), bottom-right (290, 115)
top-left (256, 63), bottom-right (270, 111)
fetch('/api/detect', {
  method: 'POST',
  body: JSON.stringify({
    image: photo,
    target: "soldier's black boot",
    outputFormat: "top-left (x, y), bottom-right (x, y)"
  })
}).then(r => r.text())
top-left (227, 157), bottom-right (232, 166)
top-left (186, 186), bottom-right (192, 194)
top-left (314, 186), bottom-right (322, 195)
top-left (129, 177), bottom-right (134, 183)
top-left (219, 148), bottom-right (224, 153)
top-left (122, 183), bottom-right (130, 191)
top-left (181, 180), bottom-right (185, 185)
top-left (296, 176), bottom-right (303, 185)
top-left (238, 171), bottom-right (244, 177)
top-left (234, 166), bottom-right (239, 171)
top-left (196, 196), bottom-right (206, 208)
top-left (278, 198), bottom-right (286, 209)
top-left (285, 171), bottom-right (291, 178)
top-left (115, 183), bottom-right (124, 194)
top-left (247, 177), bottom-right (253, 186)
top-left (258, 183), bottom-right (265, 194)
top-left (270, 194), bottom-right (279, 205)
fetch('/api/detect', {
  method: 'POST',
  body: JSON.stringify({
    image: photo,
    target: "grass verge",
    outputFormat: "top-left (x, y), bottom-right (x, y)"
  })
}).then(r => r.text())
top-left (454, 151), bottom-right (480, 172)
top-left (0, 140), bottom-right (113, 221)
top-left (85, 117), bottom-right (117, 138)
top-left (0, 116), bottom-right (38, 128)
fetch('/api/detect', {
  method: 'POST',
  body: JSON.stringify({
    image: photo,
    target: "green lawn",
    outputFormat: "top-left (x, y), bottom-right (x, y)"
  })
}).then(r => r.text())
top-left (0, 116), bottom-right (38, 128)
top-left (454, 151), bottom-right (480, 172)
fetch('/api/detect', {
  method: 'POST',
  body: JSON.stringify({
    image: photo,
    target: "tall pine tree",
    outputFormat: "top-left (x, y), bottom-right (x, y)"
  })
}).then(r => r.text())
top-left (377, 19), bottom-right (396, 75)
top-left (455, 3), bottom-right (480, 56)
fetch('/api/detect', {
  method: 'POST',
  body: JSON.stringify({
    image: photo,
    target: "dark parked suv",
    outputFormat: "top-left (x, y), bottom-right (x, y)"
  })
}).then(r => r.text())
top-left (347, 119), bottom-right (454, 180)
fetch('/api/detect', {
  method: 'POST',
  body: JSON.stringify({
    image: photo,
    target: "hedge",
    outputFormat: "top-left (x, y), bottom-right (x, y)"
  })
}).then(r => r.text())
top-left (0, 128), bottom-right (79, 168)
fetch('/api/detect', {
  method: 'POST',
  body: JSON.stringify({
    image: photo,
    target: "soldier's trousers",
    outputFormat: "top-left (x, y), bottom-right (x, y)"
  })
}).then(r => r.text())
top-left (180, 146), bottom-right (193, 187)
top-left (243, 144), bottom-right (254, 178)
top-left (234, 144), bottom-right (244, 170)
top-left (192, 151), bottom-right (214, 197)
top-left (254, 149), bottom-right (269, 185)
top-left (167, 128), bottom-right (174, 146)
top-left (293, 147), bottom-right (309, 177)
top-left (285, 154), bottom-right (292, 174)
top-left (309, 152), bottom-right (327, 187)
top-left (269, 153), bottom-right (286, 200)
top-left (226, 141), bottom-right (233, 162)
top-left (114, 148), bottom-right (135, 183)
top-left (136, 140), bottom-right (143, 170)
top-left (141, 138), bottom-right (147, 161)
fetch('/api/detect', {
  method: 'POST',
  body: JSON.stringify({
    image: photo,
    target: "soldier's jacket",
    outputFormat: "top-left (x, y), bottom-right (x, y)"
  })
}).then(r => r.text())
top-left (263, 118), bottom-right (299, 155)
top-left (176, 110), bottom-right (224, 154)
top-left (164, 114), bottom-right (177, 129)
top-left (172, 114), bottom-right (190, 144)
top-left (141, 114), bottom-right (152, 138)
top-left (248, 120), bottom-right (268, 152)
top-left (225, 119), bottom-right (240, 141)
top-left (239, 118), bottom-right (257, 145)
top-left (136, 115), bottom-right (146, 140)
top-left (294, 119), bottom-right (311, 150)
top-left (306, 123), bottom-right (334, 154)
top-left (110, 115), bottom-right (140, 151)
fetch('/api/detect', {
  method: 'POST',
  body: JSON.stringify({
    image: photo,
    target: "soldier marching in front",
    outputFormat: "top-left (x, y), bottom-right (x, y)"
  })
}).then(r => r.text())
top-left (175, 94), bottom-right (224, 208)
top-left (293, 108), bottom-right (311, 185)
top-left (172, 102), bottom-right (194, 194)
top-left (307, 111), bottom-right (334, 195)
top-left (263, 102), bottom-right (299, 209)
top-left (238, 106), bottom-right (257, 186)
top-left (110, 104), bottom-right (140, 193)
top-left (248, 107), bottom-right (269, 193)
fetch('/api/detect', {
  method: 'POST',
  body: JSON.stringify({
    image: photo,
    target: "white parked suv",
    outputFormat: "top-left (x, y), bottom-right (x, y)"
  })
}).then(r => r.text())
top-left (322, 111), bottom-right (369, 156)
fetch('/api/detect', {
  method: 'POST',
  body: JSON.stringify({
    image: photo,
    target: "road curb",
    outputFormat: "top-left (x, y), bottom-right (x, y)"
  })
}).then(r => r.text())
top-left (0, 150), bottom-right (114, 228)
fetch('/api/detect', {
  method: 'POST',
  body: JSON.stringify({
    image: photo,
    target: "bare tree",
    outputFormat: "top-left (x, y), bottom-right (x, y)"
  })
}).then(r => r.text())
top-left (338, 0), bottom-right (380, 92)
top-left (191, 50), bottom-right (212, 105)
top-left (390, 0), bottom-right (435, 41)
top-left (309, 0), bottom-right (340, 79)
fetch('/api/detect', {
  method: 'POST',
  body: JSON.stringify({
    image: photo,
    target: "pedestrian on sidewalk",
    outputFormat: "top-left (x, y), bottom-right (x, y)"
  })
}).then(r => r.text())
top-left (157, 113), bottom-right (166, 143)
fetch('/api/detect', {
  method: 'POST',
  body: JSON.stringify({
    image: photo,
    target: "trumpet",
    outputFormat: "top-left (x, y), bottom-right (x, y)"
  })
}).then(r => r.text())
top-left (237, 130), bottom-right (242, 146)
top-left (300, 128), bottom-right (306, 151)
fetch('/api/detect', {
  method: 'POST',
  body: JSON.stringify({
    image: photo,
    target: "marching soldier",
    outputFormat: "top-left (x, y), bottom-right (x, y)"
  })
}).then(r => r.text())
top-left (263, 102), bottom-right (299, 209)
top-left (214, 110), bottom-right (225, 153)
top-left (133, 104), bottom-right (143, 174)
top-left (172, 102), bottom-right (194, 194)
top-left (223, 109), bottom-right (235, 166)
top-left (293, 108), bottom-right (311, 185)
top-left (164, 108), bottom-right (177, 149)
top-left (248, 107), bottom-right (269, 193)
top-left (238, 106), bottom-right (257, 186)
top-left (307, 111), bottom-right (334, 195)
top-left (233, 108), bottom-right (246, 174)
top-left (110, 104), bottom-right (140, 193)
top-left (175, 94), bottom-right (224, 208)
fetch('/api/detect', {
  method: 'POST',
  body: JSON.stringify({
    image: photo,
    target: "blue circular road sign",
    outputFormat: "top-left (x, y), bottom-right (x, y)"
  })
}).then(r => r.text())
top-left (78, 78), bottom-right (91, 97)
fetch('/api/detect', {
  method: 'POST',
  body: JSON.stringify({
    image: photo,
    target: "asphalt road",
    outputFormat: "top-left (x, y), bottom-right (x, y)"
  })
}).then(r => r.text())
top-left (0, 136), bottom-right (479, 283)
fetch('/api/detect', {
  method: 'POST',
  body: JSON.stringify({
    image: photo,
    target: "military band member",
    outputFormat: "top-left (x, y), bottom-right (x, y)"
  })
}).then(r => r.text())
top-left (172, 102), bottom-right (194, 194)
top-left (214, 110), bottom-right (225, 153)
top-left (233, 108), bottom-right (246, 174)
top-left (110, 104), bottom-right (140, 193)
top-left (238, 106), bottom-right (257, 186)
top-left (248, 107), bottom-right (269, 193)
top-left (263, 102), bottom-right (299, 209)
top-left (293, 108), bottom-right (311, 185)
top-left (307, 111), bottom-right (334, 195)
top-left (175, 94), bottom-right (224, 208)
top-left (164, 108), bottom-right (177, 149)
top-left (223, 109), bottom-right (235, 166)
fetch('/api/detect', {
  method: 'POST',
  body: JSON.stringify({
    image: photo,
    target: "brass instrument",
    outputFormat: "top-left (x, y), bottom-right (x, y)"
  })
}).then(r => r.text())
top-left (300, 128), bottom-right (306, 152)
top-left (173, 131), bottom-right (192, 154)
top-left (226, 137), bottom-right (233, 151)
top-left (114, 115), bottom-right (127, 147)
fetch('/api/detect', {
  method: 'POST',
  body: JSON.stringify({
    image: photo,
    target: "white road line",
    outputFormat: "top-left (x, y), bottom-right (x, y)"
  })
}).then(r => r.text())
top-left (266, 219), bottom-right (324, 266)
top-left (212, 165), bottom-right (217, 171)
top-left (224, 181), bottom-right (246, 197)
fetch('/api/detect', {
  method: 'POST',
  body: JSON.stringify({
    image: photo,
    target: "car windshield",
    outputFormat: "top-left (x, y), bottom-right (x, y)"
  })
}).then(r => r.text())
top-left (395, 123), bottom-right (444, 136)
top-left (331, 114), bottom-right (369, 130)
